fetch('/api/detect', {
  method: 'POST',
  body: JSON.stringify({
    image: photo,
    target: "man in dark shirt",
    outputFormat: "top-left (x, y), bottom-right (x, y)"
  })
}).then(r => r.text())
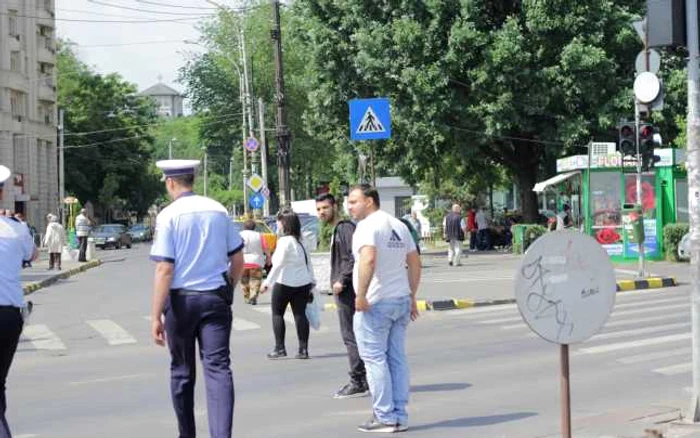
top-left (316, 193), bottom-right (369, 399)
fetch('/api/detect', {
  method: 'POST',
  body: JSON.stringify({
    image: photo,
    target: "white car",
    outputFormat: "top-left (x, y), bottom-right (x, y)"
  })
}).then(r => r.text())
top-left (679, 232), bottom-right (691, 261)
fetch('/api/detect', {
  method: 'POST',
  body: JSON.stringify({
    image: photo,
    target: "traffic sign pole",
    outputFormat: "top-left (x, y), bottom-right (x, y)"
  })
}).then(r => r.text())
top-left (560, 344), bottom-right (571, 438)
top-left (634, 100), bottom-right (646, 279)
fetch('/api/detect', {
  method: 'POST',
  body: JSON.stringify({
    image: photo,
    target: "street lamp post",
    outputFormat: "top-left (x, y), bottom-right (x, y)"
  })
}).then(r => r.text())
top-left (168, 137), bottom-right (177, 160)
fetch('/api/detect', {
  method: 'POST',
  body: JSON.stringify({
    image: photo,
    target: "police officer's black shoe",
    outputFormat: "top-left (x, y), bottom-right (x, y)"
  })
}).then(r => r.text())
top-left (267, 348), bottom-right (287, 359)
top-left (334, 380), bottom-right (369, 399)
top-left (295, 347), bottom-right (309, 360)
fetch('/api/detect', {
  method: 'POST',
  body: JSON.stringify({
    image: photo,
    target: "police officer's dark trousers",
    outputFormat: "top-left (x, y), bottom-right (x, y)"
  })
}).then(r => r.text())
top-left (165, 291), bottom-right (234, 438)
top-left (0, 307), bottom-right (22, 438)
top-left (335, 284), bottom-right (366, 384)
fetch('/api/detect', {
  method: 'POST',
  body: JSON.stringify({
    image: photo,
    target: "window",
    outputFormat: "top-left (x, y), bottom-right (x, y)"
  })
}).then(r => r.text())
top-left (39, 104), bottom-right (53, 124)
top-left (8, 10), bottom-right (18, 38)
top-left (10, 90), bottom-right (26, 120)
top-left (10, 51), bottom-right (20, 72)
top-left (394, 196), bottom-right (412, 218)
top-left (677, 179), bottom-right (688, 223)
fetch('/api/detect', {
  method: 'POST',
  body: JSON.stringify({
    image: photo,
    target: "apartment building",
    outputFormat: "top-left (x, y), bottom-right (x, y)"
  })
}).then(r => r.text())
top-left (0, 0), bottom-right (58, 231)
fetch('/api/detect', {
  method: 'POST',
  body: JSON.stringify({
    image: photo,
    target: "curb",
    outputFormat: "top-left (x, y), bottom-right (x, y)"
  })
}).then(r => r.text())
top-left (322, 298), bottom-right (517, 312)
top-left (22, 259), bottom-right (102, 296)
top-left (616, 277), bottom-right (677, 292)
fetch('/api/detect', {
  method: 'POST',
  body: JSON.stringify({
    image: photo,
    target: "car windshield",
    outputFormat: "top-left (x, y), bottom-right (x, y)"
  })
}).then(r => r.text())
top-left (232, 221), bottom-right (270, 234)
top-left (129, 225), bottom-right (146, 231)
top-left (95, 225), bottom-right (121, 234)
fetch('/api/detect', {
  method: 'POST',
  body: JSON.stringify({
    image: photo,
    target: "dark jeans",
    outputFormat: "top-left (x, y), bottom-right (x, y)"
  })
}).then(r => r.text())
top-left (164, 293), bottom-right (234, 438)
top-left (49, 253), bottom-right (61, 269)
top-left (0, 307), bottom-right (23, 438)
top-left (335, 284), bottom-right (366, 383)
top-left (78, 236), bottom-right (88, 262)
top-left (271, 283), bottom-right (311, 351)
top-left (469, 231), bottom-right (477, 250)
top-left (477, 229), bottom-right (492, 250)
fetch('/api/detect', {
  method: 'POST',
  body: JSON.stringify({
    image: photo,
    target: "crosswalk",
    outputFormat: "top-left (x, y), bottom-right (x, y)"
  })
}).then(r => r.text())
top-left (18, 304), bottom-right (340, 353)
top-left (448, 288), bottom-right (694, 379)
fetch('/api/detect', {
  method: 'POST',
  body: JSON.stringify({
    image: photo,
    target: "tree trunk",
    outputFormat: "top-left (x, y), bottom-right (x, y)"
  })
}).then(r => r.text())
top-left (514, 164), bottom-right (540, 223)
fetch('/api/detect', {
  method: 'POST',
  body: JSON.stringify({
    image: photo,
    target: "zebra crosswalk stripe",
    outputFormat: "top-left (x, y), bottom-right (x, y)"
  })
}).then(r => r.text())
top-left (576, 333), bottom-right (691, 355)
top-left (232, 318), bottom-right (261, 331)
top-left (22, 325), bottom-right (66, 350)
top-left (86, 320), bottom-right (137, 345)
top-left (653, 362), bottom-right (692, 376)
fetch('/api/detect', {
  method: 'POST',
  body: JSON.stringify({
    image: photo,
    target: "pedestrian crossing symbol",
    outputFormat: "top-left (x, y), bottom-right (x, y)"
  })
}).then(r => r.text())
top-left (349, 98), bottom-right (391, 141)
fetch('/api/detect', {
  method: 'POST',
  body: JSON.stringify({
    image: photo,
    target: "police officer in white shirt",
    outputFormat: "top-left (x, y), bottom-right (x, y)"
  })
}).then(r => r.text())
top-left (347, 184), bottom-right (421, 434)
top-left (0, 165), bottom-right (38, 437)
top-left (150, 160), bottom-right (244, 438)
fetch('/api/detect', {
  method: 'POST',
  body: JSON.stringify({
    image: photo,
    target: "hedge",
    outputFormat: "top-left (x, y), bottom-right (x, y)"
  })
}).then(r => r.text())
top-left (664, 223), bottom-right (689, 262)
top-left (512, 224), bottom-right (547, 254)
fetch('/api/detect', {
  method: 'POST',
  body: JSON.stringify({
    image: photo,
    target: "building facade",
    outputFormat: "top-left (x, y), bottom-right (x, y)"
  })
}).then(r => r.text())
top-left (139, 82), bottom-right (184, 118)
top-left (0, 0), bottom-right (58, 232)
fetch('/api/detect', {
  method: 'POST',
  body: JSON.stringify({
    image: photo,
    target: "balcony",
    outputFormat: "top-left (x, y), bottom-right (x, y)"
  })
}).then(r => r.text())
top-left (35, 6), bottom-right (55, 27)
top-left (38, 78), bottom-right (56, 103)
top-left (37, 39), bottom-right (56, 65)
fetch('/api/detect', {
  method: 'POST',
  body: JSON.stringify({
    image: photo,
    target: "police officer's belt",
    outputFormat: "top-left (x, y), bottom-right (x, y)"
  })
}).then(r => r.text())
top-left (170, 288), bottom-right (222, 296)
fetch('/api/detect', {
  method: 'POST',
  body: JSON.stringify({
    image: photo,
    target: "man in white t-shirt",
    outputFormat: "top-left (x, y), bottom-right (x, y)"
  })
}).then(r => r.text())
top-left (348, 184), bottom-right (421, 434)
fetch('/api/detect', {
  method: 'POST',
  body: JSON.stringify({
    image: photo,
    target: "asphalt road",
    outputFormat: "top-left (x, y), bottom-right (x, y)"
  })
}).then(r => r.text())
top-left (7, 245), bottom-right (696, 437)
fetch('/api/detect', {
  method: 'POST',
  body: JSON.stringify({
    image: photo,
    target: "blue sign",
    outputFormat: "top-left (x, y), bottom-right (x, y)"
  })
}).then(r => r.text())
top-left (249, 192), bottom-right (265, 209)
top-left (244, 137), bottom-right (260, 152)
top-left (349, 98), bottom-right (391, 141)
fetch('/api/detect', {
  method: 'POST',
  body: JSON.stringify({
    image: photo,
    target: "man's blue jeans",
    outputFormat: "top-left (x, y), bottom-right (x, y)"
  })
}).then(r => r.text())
top-left (354, 295), bottom-right (411, 426)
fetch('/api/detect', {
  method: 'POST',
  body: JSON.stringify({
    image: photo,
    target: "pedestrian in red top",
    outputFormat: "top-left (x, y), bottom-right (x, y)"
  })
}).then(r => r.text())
top-left (467, 208), bottom-right (477, 252)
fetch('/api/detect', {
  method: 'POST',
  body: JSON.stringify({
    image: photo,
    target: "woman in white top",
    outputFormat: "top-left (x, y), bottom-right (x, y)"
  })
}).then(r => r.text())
top-left (261, 209), bottom-right (315, 360)
top-left (43, 214), bottom-right (66, 270)
top-left (239, 219), bottom-right (269, 305)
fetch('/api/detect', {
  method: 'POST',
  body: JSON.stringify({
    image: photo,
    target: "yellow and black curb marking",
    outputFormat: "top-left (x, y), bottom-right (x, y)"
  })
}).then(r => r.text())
top-left (23, 260), bottom-right (102, 296)
top-left (616, 277), bottom-right (677, 292)
top-left (323, 298), bottom-right (516, 312)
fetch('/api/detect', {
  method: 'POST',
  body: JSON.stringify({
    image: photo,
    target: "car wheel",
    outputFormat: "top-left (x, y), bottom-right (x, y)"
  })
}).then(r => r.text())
top-left (127, 242), bottom-right (132, 249)
top-left (115, 243), bottom-right (121, 250)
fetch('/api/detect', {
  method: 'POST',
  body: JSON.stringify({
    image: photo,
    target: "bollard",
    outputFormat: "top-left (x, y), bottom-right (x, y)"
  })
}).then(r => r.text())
top-left (86, 240), bottom-right (96, 261)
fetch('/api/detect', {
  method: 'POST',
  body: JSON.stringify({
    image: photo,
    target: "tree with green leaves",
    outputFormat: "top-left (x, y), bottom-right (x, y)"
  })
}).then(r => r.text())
top-left (293, 0), bottom-right (662, 221)
top-left (58, 41), bottom-right (162, 221)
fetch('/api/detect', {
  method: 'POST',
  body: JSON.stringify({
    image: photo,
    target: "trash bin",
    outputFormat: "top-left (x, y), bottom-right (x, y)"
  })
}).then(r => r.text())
top-left (512, 225), bottom-right (526, 254)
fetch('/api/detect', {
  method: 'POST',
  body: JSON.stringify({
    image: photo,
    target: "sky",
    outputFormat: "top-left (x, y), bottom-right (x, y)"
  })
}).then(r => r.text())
top-left (54, 0), bottom-right (227, 95)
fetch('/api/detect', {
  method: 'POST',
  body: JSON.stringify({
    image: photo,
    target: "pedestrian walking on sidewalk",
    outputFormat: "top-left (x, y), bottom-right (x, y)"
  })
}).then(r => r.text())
top-left (75, 209), bottom-right (91, 262)
top-left (315, 193), bottom-right (369, 399)
top-left (347, 184), bottom-right (422, 433)
top-left (150, 159), bottom-right (244, 438)
top-left (239, 219), bottom-right (269, 305)
top-left (44, 214), bottom-right (66, 270)
top-left (261, 209), bottom-right (316, 360)
top-left (0, 165), bottom-right (38, 438)
top-left (443, 204), bottom-right (465, 266)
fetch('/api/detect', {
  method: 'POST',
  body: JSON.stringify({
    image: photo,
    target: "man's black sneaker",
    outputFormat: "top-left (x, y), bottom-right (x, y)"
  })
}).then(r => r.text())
top-left (266, 349), bottom-right (287, 359)
top-left (334, 381), bottom-right (369, 399)
top-left (357, 416), bottom-right (397, 433)
top-left (295, 348), bottom-right (309, 360)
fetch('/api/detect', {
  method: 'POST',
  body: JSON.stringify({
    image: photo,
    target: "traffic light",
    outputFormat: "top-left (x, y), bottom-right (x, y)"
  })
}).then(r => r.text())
top-left (618, 122), bottom-right (636, 157)
top-left (647, 0), bottom-right (686, 48)
top-left (639, 124), bottom-right (661, 171)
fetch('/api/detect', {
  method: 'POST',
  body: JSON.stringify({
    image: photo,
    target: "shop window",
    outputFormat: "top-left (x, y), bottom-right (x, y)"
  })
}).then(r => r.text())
top-left (590, 171), bottom-right (622, 251)
top-left (676, 179), bottom-right (688, 223)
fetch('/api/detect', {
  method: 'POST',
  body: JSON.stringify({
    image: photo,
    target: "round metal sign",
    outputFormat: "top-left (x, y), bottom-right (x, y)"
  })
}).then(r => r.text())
top-left (633, 72), bottom-right (661, 104)
top-left (635, 49), bottom-right (661, 75)
top-left (514, 230), bottom-right (616, 345)
top-left (244, 137), bottom-right (260, 152)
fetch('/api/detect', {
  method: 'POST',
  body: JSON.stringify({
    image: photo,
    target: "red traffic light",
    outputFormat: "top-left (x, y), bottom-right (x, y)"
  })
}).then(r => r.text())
top-left (640, 125), bottom-right (653, 138)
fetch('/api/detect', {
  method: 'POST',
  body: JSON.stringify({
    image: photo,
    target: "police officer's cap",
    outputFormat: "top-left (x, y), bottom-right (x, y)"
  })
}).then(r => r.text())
top-left (156, 159), bottom-right (200, 181)
top-left (0, 165), bottom-right (10, 189)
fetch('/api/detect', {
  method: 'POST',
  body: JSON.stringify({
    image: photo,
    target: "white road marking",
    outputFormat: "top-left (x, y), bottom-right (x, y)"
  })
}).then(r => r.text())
top-left (232, 318), bottom-right (260, 331)
top-left (15, 434), bottom-right (39, 438)
top-left (603, 312), bottom-right (687, 328)
top-left (252, 306), bottom-right (330, 333)
top-left (22, 325), bottom-right (66, 350)
top-left (614, 296), bottom-right (687, 309)
top-left (591, 322), bottom-right (690, 341)
top-left (617, 347), bottom-right (689, 364)
top-left (616, 268), bottom-right (657, 277)
top-left (426, 277), bottom-right (513, 283)
top-left (69, 373), bottom-right (152, 385)
top-left (610, 303), bottom-right (688, 318)
top-left (501, 323), bottom-right (527, 331)
top-left (653, 362), bottom-right (692, 376)
top-left (478, 316), bottom-right (523, 325)
top-left (86, 320), bottom-right (137, 345)
top-left (576, 333), bottom-right (691, 355)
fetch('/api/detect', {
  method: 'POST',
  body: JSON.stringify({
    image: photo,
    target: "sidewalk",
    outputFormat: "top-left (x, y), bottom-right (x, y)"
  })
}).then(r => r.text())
top-left (21, 252), bottom-right (101, 295)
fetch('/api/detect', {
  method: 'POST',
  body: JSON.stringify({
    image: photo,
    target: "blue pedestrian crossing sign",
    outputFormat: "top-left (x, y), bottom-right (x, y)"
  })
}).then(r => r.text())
top-left (349, 98), bottom-right (391, 141)
top-left (249, 192), bottom-right (265, 209)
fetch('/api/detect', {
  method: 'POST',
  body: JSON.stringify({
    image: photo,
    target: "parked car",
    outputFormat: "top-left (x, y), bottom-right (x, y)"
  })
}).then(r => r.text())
top-left (128, 223), bottom-right (153, 242)
top-left (679, 232), bottom-right (691, 261)
top-left (232, 219), bottom-right (278, 253)
top-left (90, 224), bottom-right (133, 250)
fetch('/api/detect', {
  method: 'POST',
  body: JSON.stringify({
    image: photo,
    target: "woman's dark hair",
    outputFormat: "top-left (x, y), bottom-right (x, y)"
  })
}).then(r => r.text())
top-left (277, 209), bottom-right (301, 240)
top-left (243, 219), bottom-right (256, 231)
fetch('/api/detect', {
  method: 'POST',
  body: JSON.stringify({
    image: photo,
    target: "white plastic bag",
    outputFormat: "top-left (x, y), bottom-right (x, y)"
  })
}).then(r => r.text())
top-left (305, 287), bottom-right (322, 331)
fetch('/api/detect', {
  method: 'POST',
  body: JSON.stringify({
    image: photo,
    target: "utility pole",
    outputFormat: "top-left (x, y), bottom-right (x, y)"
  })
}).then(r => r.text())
top-left (238, 29), bottom-right (250, 216)
top-left (203, 147), bottom-right (208, 197)
top-left (258, 98), bottom-right (269, 216)
top-left (687, 0), bottom-right (700, 422)
top-left (58, 108), bottom-right (65, 226)
top-left (634, 100), bottom-right (646, 278)
top-left (271, 0), bottom-right (291, 208)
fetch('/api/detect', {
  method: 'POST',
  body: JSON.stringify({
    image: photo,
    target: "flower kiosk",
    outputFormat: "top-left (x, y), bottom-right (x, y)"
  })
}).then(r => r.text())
top-left (534, 148), bottom-right (687, 262)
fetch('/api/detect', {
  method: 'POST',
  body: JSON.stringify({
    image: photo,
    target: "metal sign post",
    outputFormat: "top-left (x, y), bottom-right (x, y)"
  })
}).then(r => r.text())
top-left (560, 344), bottom-right (572, 438)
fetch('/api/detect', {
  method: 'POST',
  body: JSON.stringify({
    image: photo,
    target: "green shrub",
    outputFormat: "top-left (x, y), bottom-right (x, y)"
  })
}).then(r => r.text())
top-left (512, 224), bottom-right (547, 254)
top-left (664, 223), bottom-right (689, 262)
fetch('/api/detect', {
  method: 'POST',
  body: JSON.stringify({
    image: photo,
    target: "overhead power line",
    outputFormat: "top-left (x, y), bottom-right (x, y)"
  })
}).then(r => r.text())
top-left (86, 0), bottom-right (215, 16)
top-left (0, 11), bottom-right (203, 24)
top-left (75, 40), bottom-right (187, 48)
top-left (136, 0), bottom-right (218, 10)
top-left (58, 7), bottom-right (206, 20)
